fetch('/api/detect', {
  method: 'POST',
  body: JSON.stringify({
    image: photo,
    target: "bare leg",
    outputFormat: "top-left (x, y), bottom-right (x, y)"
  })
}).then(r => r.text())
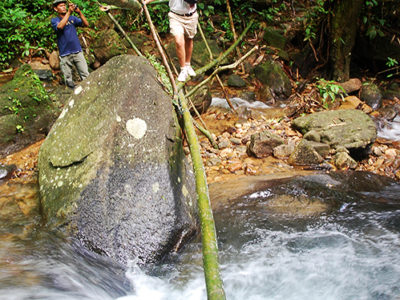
top-left (184, 36), bottom-right (194, 64)
top-left (174, 33), bottom-right (186, 69)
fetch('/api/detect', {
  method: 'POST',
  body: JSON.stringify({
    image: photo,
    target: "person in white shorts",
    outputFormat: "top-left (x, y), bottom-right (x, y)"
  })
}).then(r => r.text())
top-left (144, 0), bottom-right (198, 82)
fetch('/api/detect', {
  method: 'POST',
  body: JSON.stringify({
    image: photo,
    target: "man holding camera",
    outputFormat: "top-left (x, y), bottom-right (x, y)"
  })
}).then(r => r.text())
top-left (51, 0), bottom-right (89, 89)
top-left (144, 0), bottom-right (198, 82)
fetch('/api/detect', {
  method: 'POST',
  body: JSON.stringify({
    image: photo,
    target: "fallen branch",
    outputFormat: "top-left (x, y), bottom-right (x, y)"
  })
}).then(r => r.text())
top-left (185, 45), bottom-right (258, 99)
top-left (106, 11), bottom-right (143, 57)
top-left (226, 0), bottom-right (245, 74)
top-left (99, 0), bottom-right (141, 11)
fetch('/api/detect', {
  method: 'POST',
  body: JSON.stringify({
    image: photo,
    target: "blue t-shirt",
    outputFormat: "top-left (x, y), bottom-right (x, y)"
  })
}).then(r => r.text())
top-left (51, 16), bottom-right (83, 57)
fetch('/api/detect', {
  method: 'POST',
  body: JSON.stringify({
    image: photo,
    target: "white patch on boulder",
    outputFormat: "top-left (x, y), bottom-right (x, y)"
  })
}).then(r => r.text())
top-left (152, 182), bottom-right (159, 193)
top-left (59, 107), bottom-right (68, 119)
top-left (126, 118), bottom-right (147, 139)
top-left (182, 185), bottom-right (189, 197)
top-left (69, 99), bottom-right (74, 108)
top-left (57, 181), bottom-right (63, 187)
top-left (74, 86), bottom-right (83, 95)
top-left (116, 115), bottom-right (122, 122)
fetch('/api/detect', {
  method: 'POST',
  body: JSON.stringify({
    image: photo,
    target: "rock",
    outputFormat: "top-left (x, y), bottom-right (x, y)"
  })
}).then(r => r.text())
top-left (360, 82), bottom-right (383, 110)
top-left (383, 82), bottom-right (400, 100)
top-left (92, 29), bottom-right (128, 64)
top-left (288, 139), bottom-right (324, 166)
top-left (33, 69), bottom-right (53, 81)
top-left (292, 109), bottom-right (376, 154)
top-left (338, 96), bottom-right (362, 110)
top-left (227, 74), bottom-right (246, 88)
top-left (0, 64), bottom-right (58, 157)
top-left (247, 131), bottom-right (284, 158)
top-left (253, 61), bottom-right (292, 101)
top-left (218, 138), bottom-right (230, 149)
top-left (38, 55), bottom-right (198, 265)
top-left (125, 33), bottom-right (151, 50)
top-left (230, 137), bottom-right (242, 145)
top-left (303, 130), bottom-right (321, 142)
top-left (94, 14), bottom-right (115, 30)
top-left (187, 85), bottom-right (212, 114)
top-left (273, 142), bottom-right (295, 159)
top-left (263, 28), bottom-right (287, 50)
top-left (338, 78), bottom-right (362, 94)
top-left (334, 152), bottom-right (357, 169)
top-left (49, 51), bottom-right (60, 70)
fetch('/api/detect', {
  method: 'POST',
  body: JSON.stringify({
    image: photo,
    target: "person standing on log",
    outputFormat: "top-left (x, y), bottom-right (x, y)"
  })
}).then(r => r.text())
top-left (144, 0), bottom-right (198, 82)
top-left (51, 0), bottom-right (89, 89)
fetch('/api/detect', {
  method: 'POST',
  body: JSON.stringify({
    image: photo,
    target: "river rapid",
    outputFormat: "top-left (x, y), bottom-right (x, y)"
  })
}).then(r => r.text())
top-left (1, 171), bottom-right (399, 300)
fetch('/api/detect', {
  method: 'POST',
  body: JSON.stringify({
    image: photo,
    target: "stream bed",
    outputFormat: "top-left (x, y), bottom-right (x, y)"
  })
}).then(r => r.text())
top-left (1, 171), bottom-right (399, 299)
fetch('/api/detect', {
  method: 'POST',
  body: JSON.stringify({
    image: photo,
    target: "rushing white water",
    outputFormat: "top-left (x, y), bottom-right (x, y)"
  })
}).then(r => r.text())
top-left (1, 173), bottom-right (399, 300)
top-left (377, 115), bottom-right (400, 141)
top-left (211, 97), bottom-right (270, 109)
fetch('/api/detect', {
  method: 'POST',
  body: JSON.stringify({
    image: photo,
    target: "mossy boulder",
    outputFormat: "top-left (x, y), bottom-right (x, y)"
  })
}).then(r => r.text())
top-left (92, 29), bottom-right (128, 64)
top-left (0, 64), bottom-right (58, 157)
top-left (253, 60), bottom-right (292, 101)
top-left (263, 28), bottom-right (287, 50)
top-left (360, 82), bottom-right (382, 110)
top-left (292, 109), bottom-right (376, 153)
top-left (227, 74), bottom-right (246, 88)
top-left (38, 55), bottom-right (197, 265)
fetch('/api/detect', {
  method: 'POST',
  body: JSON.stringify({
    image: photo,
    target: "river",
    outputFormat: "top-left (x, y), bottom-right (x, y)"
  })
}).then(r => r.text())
top-left (1, 171), bottom-right (399, 300)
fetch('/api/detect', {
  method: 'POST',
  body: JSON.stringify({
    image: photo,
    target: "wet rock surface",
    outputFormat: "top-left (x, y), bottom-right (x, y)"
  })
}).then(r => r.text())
top-left (38, 55), bottom-right (197, 265)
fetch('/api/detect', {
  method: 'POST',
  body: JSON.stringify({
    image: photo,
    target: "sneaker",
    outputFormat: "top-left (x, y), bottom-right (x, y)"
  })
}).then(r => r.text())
top-left (177, 68), bottom-right (189, 82)
top-left (186, 65), bottom-right (196, 77)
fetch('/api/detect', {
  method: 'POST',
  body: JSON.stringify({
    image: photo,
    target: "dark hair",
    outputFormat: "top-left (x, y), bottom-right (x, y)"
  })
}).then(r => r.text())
top-left (184, 0), bottom-right (197, 4)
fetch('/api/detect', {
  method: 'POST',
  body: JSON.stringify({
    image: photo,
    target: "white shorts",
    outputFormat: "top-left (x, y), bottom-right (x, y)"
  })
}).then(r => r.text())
top-left (168, 11), bottom-right (198, 39)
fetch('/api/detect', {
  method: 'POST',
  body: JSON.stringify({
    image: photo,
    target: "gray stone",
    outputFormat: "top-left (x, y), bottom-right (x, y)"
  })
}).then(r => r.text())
top-left (38, 55), bottom-right (197, 266)
top-left (230, 137), bottom-right (242, 145)
top-left (263, 28), bottom-right (287, 50)
top-left (292, 109), bottom-right (376, 152)
top-left (218, 138), bottom-right (231, 149)
top-left (273, 143), bottom-right (295, 159)
top-left (360, 82), bottom-right (383, 110)
top-left (247, 131), bottom-right (284, 158)
top-left (288, 140), bottom-right (324, 166)
top-left (253, 61), bottom-right (292, 100)
top-left (384, 82), bottom-right (400, 100)
top-left (227, 74), bottom-right (246, 88)
top-left (33, 69), bottom-right (53, 81)
top-left (303, 130), bottom-right (321, 142)
top-left (335, 152), bottom-right (357, 169)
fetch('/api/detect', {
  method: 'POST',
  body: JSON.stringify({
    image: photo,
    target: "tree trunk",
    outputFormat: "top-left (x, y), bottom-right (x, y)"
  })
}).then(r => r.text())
top-left (330, 0), bottom-right (363, 82)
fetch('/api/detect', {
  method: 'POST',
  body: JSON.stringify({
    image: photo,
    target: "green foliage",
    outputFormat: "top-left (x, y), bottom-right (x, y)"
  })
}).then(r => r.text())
top-left (146, 53), bottom-right (172, 95)
top-left (302, 0), bottom-right (331, 42)
top-left (0, 0), bottom-right (103, 68)
top-left (16, 124), bottom-right (24, 133)
top-left (384, 57), bottom-right (399, 78)
top-left (316, 78), bottom-right (346, 109)
top-left (4, 97), bottom-right (22, 115)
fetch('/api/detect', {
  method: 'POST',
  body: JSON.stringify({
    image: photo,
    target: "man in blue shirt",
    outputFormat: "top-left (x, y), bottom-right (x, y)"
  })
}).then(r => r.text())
top-left (51, 0), bottom-right (89, 88)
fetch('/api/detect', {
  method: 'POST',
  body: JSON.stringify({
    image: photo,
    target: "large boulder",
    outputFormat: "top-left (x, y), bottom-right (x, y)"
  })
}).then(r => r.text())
top-left (247, 131), bottom-right (284, 158)
top-left (292, 109), bottom-right (377, 153)
top-left (92, 29), bottom-right (128, 64)
top-left (0, 65), bottom-right (58, 157)
top-left (38, 55), bottom-right (198, 265)
top-left (253, 61), bottom-right (292, 101)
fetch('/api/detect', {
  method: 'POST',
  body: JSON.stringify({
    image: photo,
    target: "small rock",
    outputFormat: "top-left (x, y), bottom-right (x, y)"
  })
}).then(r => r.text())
top-left (335, 152), bottom-right (357, 169)
top-left (218, 138), bottom-right (231, 149)
top-left (339, 78), bottom-right (362, 94)
top-left (230, 137), bottom-right (242, 145)
top-left (288, 140), bottom-right (324, 166)
top-left (385, 148), bottom-right (397, 159)
top-left (339, 96), bottom-right (362, 110)
top-left (273, 143), bottom-right (295, 159)
top-left (49, 51), bottom-right (60, 70)
top-left (248, 131), bottom-right (284, 158)
top-left (227, 74), bottom-right (246, 88)
top-left (360, 82), bottom-right (383, 110)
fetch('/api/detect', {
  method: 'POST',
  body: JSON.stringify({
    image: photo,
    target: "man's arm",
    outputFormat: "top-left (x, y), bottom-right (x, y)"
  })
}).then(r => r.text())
top-left (143, 0), bottom-right (156, 5)
top-left (74, 5), bottom-right (89, 27)
top-left (56, 5), bottom-right (74, 30)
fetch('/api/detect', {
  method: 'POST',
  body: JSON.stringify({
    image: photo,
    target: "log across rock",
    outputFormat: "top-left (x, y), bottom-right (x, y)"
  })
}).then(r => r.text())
top-left (38, 55), bottom-right (198, 265)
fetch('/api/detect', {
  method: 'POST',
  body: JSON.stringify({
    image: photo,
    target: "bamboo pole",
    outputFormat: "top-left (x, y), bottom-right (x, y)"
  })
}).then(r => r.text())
top-left (197, 23), bottom-right (236, 111)
top-left (177, 90), bottom-right (225, 300)
top-left (141, 0), bottom-right (177, 94)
